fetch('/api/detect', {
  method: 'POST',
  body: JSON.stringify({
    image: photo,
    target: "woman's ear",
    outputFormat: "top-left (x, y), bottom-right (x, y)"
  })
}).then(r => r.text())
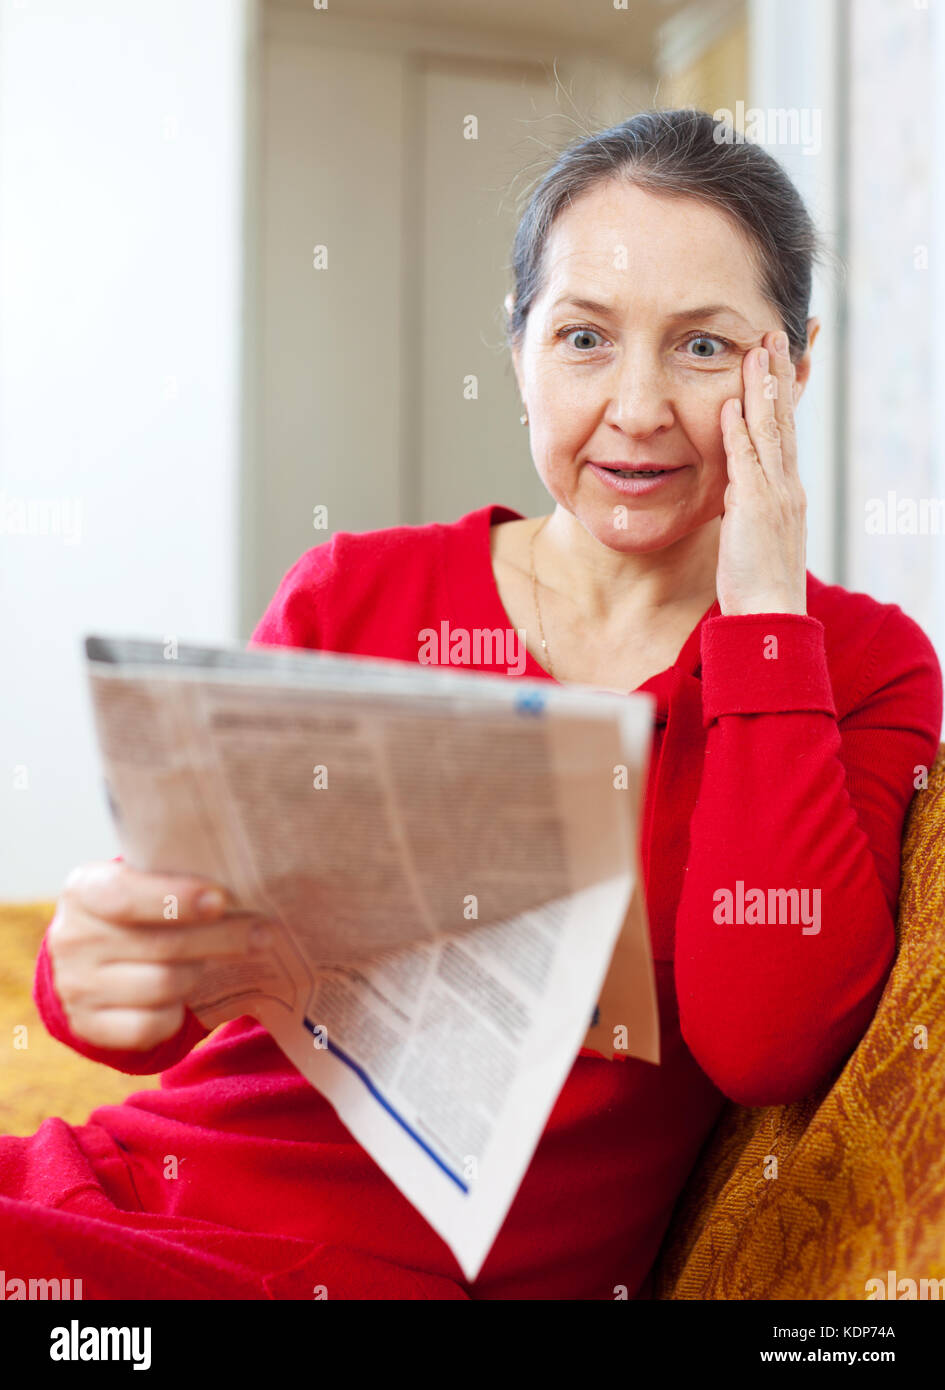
top-left (793, 317), bottom-right (820, 404)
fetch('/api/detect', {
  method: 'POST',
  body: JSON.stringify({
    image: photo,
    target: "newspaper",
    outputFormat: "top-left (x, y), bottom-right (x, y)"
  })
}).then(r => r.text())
top-left (83, 634), bottom-right (660, 1283)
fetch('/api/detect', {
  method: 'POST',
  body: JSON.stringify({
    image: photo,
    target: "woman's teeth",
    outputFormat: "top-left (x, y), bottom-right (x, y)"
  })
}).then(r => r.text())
top-left (611, 468), bottom-right (668, 478)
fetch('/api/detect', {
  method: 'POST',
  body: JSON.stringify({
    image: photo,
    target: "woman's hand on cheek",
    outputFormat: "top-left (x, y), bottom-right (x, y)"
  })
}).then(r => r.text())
top-left (715, 330), bottom-right (808, 616)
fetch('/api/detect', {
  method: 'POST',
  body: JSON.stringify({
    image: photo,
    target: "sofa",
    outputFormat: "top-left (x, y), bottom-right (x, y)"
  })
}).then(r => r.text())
top-left (651, 744), bottom-right (945, 1298)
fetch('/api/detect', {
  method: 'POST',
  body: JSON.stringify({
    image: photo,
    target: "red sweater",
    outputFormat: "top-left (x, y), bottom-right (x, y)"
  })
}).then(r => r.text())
top-left (22, 503), bottom-right (943, 1300)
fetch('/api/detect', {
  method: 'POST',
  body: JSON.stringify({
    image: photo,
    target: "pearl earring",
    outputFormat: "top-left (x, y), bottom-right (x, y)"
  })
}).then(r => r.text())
top-left (520, 410), bottom-right (528, 426)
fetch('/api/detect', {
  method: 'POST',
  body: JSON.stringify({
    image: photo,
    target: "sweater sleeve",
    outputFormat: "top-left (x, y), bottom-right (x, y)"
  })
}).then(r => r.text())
top-left (675, 607), bottom-right (943, 1108)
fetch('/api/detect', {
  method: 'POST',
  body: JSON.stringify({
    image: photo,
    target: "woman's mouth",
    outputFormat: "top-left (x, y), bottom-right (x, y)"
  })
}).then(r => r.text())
top-left (585, 461), bottom-right (689, 495)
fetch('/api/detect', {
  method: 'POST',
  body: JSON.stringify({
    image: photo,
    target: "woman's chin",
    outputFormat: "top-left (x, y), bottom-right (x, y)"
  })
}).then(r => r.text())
top-left (596, 527), bottom-right (685, 554)
top-left (578, 509), bottom-right (694, 554)
top-left (538, 479), bottom-right (722, 553)
top-left (557, 494), bottom-right (723, 554)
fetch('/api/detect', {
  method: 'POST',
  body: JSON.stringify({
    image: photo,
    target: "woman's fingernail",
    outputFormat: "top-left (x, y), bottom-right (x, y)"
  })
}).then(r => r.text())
top-left (197, 889), bottom-right (226, 917)
top-left (775, 332), bottom-right (789, 356)
top-left (758, 347), bottom-right (769, 370)
top-left (732, 398), bottom-right (742, 418)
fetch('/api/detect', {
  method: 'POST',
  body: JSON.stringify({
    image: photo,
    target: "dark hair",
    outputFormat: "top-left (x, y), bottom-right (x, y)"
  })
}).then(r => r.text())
top-left (506, 107), bottom-right (830, 363)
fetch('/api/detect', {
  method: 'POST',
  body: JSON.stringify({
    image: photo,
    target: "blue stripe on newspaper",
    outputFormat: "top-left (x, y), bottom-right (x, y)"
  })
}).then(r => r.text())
top-left (515, 692), bottom-right (545, 715)
top-left (303, 1015), bottom-right (469, 1193)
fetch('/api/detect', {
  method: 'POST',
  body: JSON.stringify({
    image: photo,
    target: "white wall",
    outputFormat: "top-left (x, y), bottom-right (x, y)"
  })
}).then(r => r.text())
top-left (842, 0), bottom-right (944, 700)
top-left (747, 0), bottom-right (943, 716)
top-left (0, 0), bottom-right (252, 898)
top-left (747, 0), bottom-right (842, 587)
top-left (844, 1), bottom-right (935, 640)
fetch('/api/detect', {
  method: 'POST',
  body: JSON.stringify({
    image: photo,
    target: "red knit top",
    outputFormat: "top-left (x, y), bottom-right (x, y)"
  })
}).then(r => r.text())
top-left (28, 504), bottom-right (943, 1299)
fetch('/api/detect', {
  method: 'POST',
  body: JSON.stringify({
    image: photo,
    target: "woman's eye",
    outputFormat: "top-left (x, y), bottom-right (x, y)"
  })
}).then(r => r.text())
top-left (683, 334), bottom-right (731, 359)
top-left (560, 327), bottom-right (606, 351)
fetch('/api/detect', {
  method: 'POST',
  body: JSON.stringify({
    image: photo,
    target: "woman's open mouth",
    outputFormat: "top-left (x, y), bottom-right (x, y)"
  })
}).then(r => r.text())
top-left (585, 461), bottom-right (689, 495)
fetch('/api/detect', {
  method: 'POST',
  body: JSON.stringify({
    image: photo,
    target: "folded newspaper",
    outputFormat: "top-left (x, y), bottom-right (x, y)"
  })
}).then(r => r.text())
top-left (84, 634), bottom-right (660, 1282)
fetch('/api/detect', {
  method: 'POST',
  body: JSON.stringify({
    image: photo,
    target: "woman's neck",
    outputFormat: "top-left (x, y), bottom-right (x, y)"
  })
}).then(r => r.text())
top-left (538, 505), bottom-right (721, 624)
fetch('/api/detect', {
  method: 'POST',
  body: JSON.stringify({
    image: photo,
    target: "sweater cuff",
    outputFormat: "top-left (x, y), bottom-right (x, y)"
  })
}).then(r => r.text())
top-left (33, 930), bottom-right (209, 1075)
top-left (700, 613), bottom-right (837, 726)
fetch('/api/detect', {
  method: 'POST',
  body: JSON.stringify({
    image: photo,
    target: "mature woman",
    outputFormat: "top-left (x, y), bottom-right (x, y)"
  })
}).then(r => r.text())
top-left (6, 109), bottom-right (942, 1300)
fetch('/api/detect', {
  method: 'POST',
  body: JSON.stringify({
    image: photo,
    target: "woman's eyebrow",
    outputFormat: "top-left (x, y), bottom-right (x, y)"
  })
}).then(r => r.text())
top-left (551, 296), bottom-right (755, 329)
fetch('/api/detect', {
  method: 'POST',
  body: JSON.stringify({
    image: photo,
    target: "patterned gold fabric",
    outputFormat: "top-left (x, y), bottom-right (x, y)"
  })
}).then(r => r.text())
top-left (652, 744), bottom-right (945, 1299)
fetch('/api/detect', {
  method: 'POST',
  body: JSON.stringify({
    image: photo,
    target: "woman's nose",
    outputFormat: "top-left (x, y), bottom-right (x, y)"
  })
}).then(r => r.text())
top-left (602, 353), bottom-right (676, 436)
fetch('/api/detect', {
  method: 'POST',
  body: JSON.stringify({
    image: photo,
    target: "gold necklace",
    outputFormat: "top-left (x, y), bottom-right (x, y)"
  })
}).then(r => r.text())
top-left (529, 515), bottom-right (556, 679)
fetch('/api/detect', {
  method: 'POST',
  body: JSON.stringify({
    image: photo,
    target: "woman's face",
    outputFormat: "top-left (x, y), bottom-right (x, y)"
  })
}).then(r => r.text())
top-left (508, 179), bottom-right (813, 553)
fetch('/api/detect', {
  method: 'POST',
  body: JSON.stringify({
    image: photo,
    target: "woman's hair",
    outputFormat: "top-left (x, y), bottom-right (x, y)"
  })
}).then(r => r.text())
top-left (506, 107), bottom-right (831, 363)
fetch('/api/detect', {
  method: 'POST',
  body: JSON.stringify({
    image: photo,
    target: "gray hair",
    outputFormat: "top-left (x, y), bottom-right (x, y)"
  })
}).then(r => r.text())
top-left (506, 107), bottom-right (832, 363)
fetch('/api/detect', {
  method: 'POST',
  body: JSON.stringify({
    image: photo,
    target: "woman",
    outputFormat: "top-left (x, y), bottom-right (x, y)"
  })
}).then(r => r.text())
top-left (7, 109), bottom-right (942, 1300)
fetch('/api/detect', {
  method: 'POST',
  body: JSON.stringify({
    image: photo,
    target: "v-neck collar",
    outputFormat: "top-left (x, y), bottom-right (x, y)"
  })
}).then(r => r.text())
top-left (454, 503), bottom-right (720, 698)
